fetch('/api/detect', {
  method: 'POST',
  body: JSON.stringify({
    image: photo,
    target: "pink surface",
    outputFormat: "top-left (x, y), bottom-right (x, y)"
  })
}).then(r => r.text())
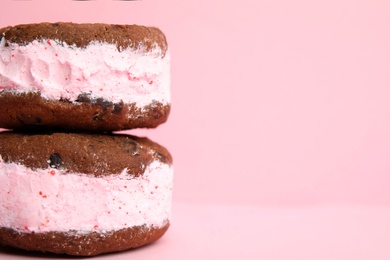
top-left (1, 0), bottom-right (390, 259)
top-left (1, 202), bottom-right (390, 259)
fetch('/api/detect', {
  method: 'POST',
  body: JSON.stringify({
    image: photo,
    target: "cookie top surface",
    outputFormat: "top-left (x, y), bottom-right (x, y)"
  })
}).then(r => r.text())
top-left (0, 22), bottom-right (167, 55)
top-left (0, 132), bottom-right (172, 176)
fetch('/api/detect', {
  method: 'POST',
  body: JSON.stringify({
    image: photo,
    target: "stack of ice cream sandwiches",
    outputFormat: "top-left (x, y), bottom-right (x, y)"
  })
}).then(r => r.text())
top-left (0, 22), bottom-right (173, 256)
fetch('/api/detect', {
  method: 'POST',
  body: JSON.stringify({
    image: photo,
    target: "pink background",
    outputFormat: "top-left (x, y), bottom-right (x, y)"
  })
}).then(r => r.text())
top-left (1, 0), bottom-right (390, 259)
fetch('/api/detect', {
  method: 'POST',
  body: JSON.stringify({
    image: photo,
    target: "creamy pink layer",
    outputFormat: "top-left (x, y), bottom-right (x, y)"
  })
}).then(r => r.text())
top-left (0, 38), bottom-right (170, 107)
top-left (0, 158), bottom-right (173, 234)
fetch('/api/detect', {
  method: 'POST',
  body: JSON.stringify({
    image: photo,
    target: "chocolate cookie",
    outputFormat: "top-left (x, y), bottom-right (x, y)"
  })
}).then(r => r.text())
top-left (0, 132), bottom-right (173, 256)
top-left (0, 22), bottom-right (171, 132)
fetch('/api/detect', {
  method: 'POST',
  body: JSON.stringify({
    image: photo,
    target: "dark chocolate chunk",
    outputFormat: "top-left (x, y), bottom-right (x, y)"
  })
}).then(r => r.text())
top-left (95, 98), bottom-right (113, 109)
top-left (49, 153), bottom-right (62, 168)
top-left (76, 93), bottom-right (92, 103)
top-left (113, 102), bottom-right (124, 114)
top-left (123, 140), bottom-right (138, 154)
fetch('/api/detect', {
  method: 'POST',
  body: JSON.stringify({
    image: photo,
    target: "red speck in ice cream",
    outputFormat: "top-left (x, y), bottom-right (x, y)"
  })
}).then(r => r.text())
top-left (47, 40), bottom-right (51, 46)
top-left (94, 225), bottom-right (98, 230)
top-left (39, 191), bottom-right (47, 198)
top-left (49, 170), bottom-right (55, 176)
top-left (24, 226), bottom-right (29, 231)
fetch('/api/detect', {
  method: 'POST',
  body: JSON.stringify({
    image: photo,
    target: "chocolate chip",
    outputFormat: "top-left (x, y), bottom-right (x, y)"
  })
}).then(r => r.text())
top-left (77, 94), bottom-right (114, 118)
top-left (76, 93), bottom-right (92, 103)
top-left (59, 97), bottom-right (72, 103)
top-left (96, 98), bottom-right (111, 107)
top-left (49, 153), bottom-right (62, 168)
top-left (123, 140), bottom-right (139, 155)
top-left (113, 102), bottom-right (123, 114)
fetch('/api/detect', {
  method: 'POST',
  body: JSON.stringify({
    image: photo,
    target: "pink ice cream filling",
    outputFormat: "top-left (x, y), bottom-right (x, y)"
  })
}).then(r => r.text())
top-left (0, 38), bottom-right (170, 107)
top-left (0, 158), bottom-right (173, 234)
